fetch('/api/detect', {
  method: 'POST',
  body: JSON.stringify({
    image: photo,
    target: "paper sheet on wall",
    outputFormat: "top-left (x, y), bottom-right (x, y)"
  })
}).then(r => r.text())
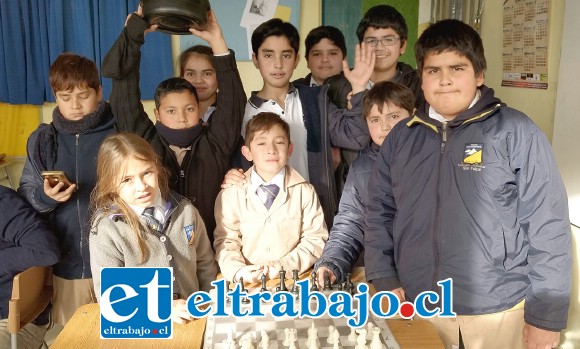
top-left (501, 0), bottom-right (550, 89)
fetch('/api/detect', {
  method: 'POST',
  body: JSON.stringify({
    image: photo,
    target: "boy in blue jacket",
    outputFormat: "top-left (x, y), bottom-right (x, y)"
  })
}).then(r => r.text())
top-left (0, 186), bottom-right (59, 347)
top-left (313, 81), bottom-right (414, 289)
top-left (365, 19), bottom-right (571, 349)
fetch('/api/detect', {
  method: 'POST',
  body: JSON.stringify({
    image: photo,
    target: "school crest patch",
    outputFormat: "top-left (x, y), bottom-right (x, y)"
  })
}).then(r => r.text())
top-left (184, 224), bottom-right (195, 245)
top-left (463, 143), bottom-right (483, 164)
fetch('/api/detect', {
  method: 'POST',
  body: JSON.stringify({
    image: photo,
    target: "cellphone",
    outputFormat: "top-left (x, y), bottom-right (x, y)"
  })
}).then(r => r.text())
top-left (41, 171), bottom-right (73, 190)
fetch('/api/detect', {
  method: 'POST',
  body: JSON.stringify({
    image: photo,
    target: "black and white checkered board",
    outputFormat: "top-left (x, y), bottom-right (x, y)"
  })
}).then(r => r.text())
top-left (203, 286), bottom-right (400, 349)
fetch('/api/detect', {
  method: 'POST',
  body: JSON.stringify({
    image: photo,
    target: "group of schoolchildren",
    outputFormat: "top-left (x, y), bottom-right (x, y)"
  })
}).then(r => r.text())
top-left (1, 4), bottom-right (572, 349)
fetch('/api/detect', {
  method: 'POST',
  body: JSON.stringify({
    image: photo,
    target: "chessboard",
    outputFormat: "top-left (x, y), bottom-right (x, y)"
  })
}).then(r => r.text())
top-left (203, 277), bottom-right (400, 349)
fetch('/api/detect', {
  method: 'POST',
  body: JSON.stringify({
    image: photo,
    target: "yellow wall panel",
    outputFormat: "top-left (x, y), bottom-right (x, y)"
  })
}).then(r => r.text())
top-left (0, 103), bottom-right (41, 156)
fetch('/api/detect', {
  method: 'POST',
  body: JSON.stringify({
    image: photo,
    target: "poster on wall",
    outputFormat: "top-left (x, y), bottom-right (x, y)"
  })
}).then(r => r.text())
top-left (181, 0), bottom-right (300, 61)
top-left (501, 0), bottom-right (550, 89)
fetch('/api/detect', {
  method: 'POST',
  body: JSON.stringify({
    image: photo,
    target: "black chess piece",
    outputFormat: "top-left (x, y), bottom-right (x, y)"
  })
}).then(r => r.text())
top-left (260, 273), bottom-right (268, 293)
top-left (323, 271), bottom-right (332, 291)
top-left (345, 272), bottom-right (355, 295)
top-left (239, 277), bottom-right (250, 304)
top-left (275, 267), bottom-right (288, 292)
top-left (291, 269), bottom-right (300, 296)
top-left (310, 271), bottom-right (319, 292)
top-left (226, 280), bottom-right (231, 303)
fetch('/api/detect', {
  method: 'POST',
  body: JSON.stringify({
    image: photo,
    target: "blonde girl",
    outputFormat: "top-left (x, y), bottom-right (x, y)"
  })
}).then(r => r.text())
top-left (89, 133), bottom-right (217, 323)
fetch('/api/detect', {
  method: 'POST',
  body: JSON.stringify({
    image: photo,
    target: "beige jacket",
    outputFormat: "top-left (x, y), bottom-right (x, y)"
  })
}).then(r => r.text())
top-left (213, 166), bottom-right (328, 280)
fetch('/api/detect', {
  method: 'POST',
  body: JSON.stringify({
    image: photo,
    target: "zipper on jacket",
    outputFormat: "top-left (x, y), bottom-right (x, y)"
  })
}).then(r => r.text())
top-left (432, 123), bottom-right (447, 292)
top-left (75, 133), bottom-right (85, 278)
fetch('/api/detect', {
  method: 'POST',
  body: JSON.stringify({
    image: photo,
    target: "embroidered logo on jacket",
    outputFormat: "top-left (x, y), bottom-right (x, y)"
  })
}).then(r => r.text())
top-left (185, 224), bottom-right (195, 245)
top-left (459, 143), bottom-right (485, 172)
top-left (463, 143), bottom-right (483, 164)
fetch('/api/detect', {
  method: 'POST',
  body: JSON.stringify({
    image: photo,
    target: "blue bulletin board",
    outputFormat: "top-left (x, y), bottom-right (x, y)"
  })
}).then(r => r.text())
top-left (180, 0), bottom-right (301, 61)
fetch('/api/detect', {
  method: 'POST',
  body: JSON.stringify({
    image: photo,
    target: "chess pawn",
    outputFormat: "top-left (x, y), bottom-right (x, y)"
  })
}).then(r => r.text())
top-left (260, 274), bottom-right (268, 293)
top-left (310, 271), bottom-right (319, 291)
top-left (283, 328), bottom-right (291, 346)
top-left (291, 269), bottom-right (300, 295)
top-left (327, 325), bottom-right (336, 344)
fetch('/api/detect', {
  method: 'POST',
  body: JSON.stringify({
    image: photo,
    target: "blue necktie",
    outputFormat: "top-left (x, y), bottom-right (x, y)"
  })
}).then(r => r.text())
top-left (258, 184), bottom-right (280, 210)
top-left (142, 207), bottom-right (162, 233)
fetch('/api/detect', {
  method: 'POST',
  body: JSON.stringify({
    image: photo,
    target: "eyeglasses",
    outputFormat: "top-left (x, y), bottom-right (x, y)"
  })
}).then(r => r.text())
top-left (364, 36), bottom-right (400, 47)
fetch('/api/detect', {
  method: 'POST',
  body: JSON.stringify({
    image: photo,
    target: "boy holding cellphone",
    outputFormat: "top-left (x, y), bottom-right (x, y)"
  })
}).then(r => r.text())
top-left (18, 53), bottom-right (115, 325)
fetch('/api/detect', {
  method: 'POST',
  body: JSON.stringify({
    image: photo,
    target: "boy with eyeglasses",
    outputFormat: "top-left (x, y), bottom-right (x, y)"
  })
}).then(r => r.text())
top-left (327, 5), bottom-right (422, 109)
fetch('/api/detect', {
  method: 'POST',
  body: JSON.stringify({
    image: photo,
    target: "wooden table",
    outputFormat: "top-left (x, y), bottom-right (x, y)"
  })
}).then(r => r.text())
top-left (50, 268), bottom-right (444, 349)
top-left (50, 303), bottom-right (206, 349)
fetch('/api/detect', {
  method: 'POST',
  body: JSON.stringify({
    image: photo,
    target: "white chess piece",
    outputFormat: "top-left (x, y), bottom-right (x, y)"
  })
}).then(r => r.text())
top-left (288, 328), bottom-right (298, 349)
top-left (332, 329), bottom-right (341, 349)
top-left (370, 327), bottom-right (382, 349)
top-left (240, 333), bottom-right (254, 349)
top-left (356, 329), bottom-right (367, 349)
top-left (307, 322), bottom-right (320, 349)
top-left (260, 330), bottom-right (269, 349)
top-left (283, 328), bottom-right (290, 346)
top-left (366, 323), bottom-right (375, 340)
top-left (348, 327), bottom-right (357, 342)
top-left (225, 328), bottom-right (236, 349)
top-left (327, 325), bottom-right (336, 344)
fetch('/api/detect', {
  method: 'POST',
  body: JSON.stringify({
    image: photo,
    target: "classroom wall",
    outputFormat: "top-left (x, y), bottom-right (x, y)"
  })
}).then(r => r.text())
top-left (479, 1), bottom-right (564, 141)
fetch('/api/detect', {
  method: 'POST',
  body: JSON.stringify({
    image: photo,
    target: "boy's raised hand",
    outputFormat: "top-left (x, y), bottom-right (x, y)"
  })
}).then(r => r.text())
top-left (189, 10), bottom-right (228, 55)
top-left (343, 42), bottom-right (375, 95)
top-left (127, 4), bottom-right (158, 35)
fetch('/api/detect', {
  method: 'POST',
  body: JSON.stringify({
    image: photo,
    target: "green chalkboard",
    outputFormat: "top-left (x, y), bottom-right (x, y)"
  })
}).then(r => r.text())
top-left (323, 0), bottom-right (418, 68)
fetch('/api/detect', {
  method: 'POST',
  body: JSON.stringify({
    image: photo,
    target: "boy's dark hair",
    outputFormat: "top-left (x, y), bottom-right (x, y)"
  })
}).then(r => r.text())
top-left (245, 112), bottom-right (291, 145)
top-left (362, 81), bottom-right (415, 118)
top-left (415, 19), bottom-right (487, 76)
top-left (154, 77), bottom-right (199, 108)
top-left (49, 53), bottom-right (100, 93)
top-left (305, 26), bottom-right (347, 58)
top-left (251, 18), bottom-right (300, 55)
top-left (356, 5), bottom-right (408, 45)
top-left (179, 45), bottom-right (214, 77)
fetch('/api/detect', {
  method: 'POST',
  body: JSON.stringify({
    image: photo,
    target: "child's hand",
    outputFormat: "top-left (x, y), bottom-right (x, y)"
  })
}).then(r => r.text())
top-left (125, 3), bottom-right (158, 35)
top-left (315, 267), bottom-right (337, 289)
top-left (221, 168), bottom-right (246, 189)
top-left (391, 287), bottom-right (406, 303)
top-left (523, 324), bottom-right (560, 349)
top-left (343, 42), bottom-right (375, 95)
top-left (263, 262), bottom-right (281, 280)
top-left (171, 299), bottom-right (194, 324)
top-left (43, 179), bottom-right (76, 203)
top-left (189, 10), bottom-right (228, 55)
top-left (234, 265), bottom-right (264, 283)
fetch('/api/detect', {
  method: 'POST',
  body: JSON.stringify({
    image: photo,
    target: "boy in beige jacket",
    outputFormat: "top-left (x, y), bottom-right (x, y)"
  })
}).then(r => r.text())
top-left (214, 112), bottom-right (328, 282)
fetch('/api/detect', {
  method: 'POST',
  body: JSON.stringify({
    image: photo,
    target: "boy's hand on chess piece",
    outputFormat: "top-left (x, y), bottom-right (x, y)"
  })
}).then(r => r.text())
top-left (235, 265), bottom-right (264, 283)
top-left (221, 168), bottom-right (246, 189)
top-left (391, 287), bottom-right (406, 303)
top-left (523, 324), bottom-right (560, 349)
top-left (263, 261), bottom-right (281, 279)
top-left (171, 299), bottom-right (194, 324)
top-left (315, 267), bottom-right (336, 288)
